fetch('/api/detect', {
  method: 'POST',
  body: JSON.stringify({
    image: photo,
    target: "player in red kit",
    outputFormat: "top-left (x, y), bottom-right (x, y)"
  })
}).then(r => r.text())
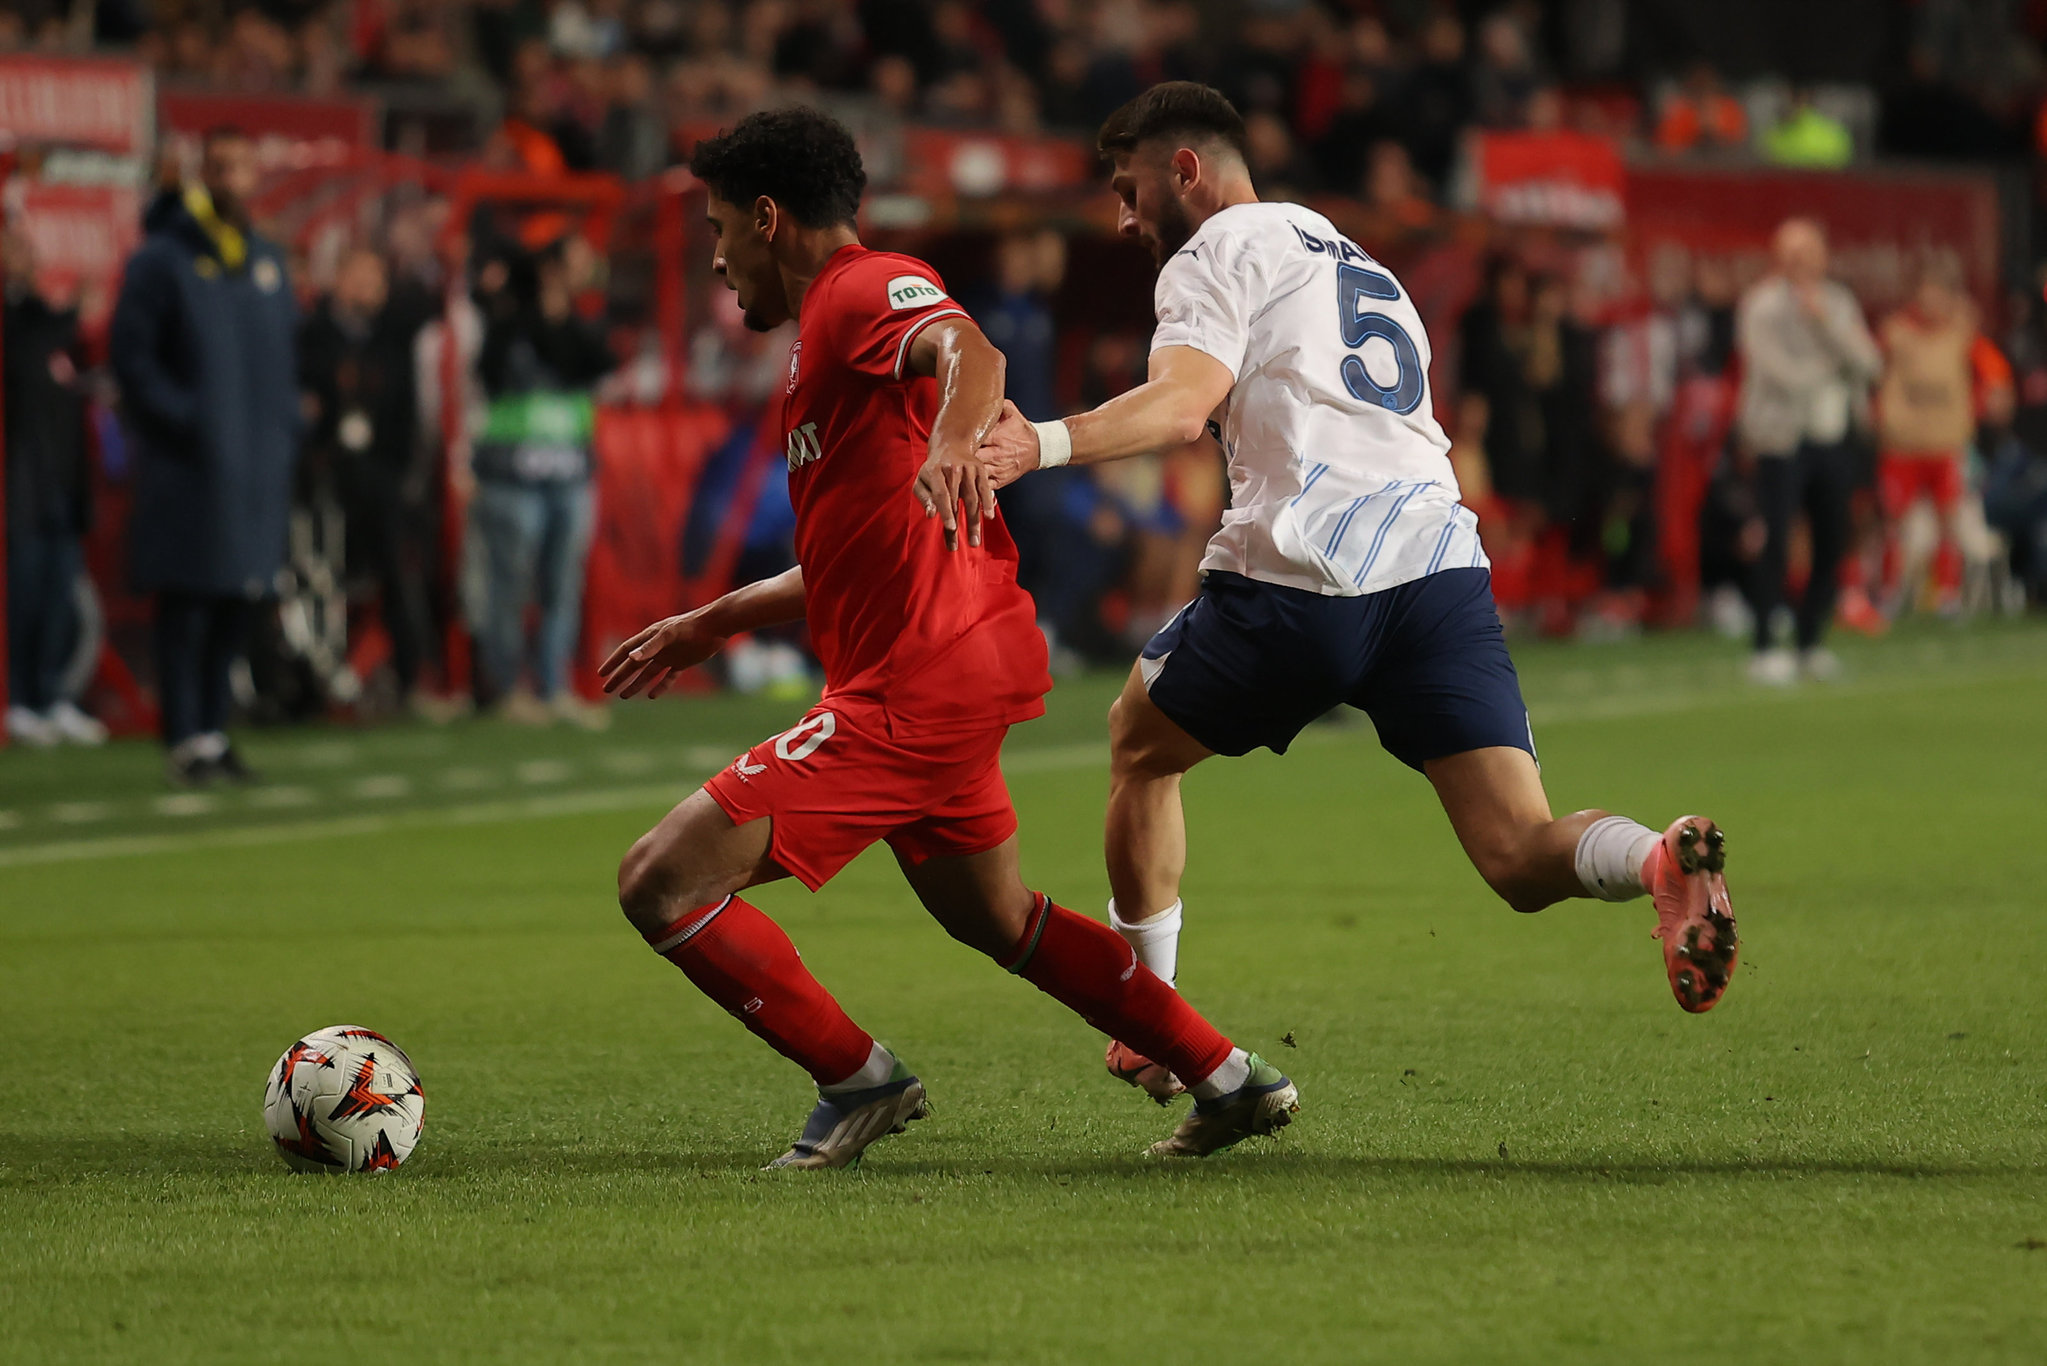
top-left (599, 108), bottom-right (1298, 1169)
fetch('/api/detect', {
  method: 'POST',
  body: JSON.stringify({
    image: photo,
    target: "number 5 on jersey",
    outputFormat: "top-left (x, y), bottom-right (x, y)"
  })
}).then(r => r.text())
top-left (1335, 263), bottom-right (1425, 416)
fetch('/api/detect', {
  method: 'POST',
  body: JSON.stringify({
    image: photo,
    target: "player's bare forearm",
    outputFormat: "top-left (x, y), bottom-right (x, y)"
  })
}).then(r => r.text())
top-left (908, 316), bottom-right (1006, 549)
top-left (977, 345), bottom-right (1233, 483)
top-left (598, 568), bottom-right (805, 699)
top-left (1066, 347), bottom-right (1232, 463)
top-left (698, 566), bottom-right (807, 636)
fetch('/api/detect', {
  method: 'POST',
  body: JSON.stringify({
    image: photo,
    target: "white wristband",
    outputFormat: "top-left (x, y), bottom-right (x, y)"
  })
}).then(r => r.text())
top-left (1031, 419), bottom-right (1072, 469)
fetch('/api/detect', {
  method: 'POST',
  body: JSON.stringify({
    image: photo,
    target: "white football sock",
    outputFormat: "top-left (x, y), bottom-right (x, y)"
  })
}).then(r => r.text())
top-left (819, 1040), bottom-right (896, 1094)
top-left (1574, 816), bottom-right (1661, 901)
top-left (1187, 1047), bottom-right (1251, 1101)
top-left (1108, 898), bottom-right (1182, 984)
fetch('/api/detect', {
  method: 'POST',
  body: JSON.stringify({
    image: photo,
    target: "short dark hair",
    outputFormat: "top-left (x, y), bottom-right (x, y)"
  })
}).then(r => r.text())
top-left (688, 107), bottom-right (867, 229)
top-left (202, 124), bottom-right (252, 149)
top-left (1096, 82), bottom-right (1247, 162)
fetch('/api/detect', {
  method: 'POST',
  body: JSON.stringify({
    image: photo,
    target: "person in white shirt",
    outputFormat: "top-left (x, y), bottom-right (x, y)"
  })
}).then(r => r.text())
top-left (973, 83), bottom-right (1741, 1104)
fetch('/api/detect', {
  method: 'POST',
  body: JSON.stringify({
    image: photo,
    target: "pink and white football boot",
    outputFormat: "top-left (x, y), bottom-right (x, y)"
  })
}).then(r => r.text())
top-left (1645, 816), bottom-right (1739, 1012)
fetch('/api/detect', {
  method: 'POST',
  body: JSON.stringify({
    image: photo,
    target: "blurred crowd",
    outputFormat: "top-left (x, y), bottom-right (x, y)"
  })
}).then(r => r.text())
top-left (1439, 212), bottom-right (2047, 689)
top-left (5, 128), bottom-right (628, 770)
top-left (10, 1), bottom-right (2047, 768)
top-left (7, 0), bottom-right (2047, 185)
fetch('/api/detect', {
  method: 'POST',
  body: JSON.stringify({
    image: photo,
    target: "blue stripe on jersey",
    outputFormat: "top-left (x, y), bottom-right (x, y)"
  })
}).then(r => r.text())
top-left (1423, 506), bottom-right (1461, 576)
top-left (1324, 480), bottom-right (1401, 557)
top-left (1291, 462), bottom-right (1330, 506)
top-left (1352, 483), bottom-right (1425, 585)
top-left (1323, 496), bottom-right (1367, 556)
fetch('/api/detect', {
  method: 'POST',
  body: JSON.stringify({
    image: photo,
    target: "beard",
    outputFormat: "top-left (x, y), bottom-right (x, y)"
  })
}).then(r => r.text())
top-left (741, 305), bottom-right (777, 333)
top-left (1147, 197), bottom-right (1196, 264)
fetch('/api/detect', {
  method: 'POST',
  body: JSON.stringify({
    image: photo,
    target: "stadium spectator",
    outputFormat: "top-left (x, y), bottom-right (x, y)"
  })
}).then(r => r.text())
top-left (1735, 217), bottom-right (1882, 684)
top-left (1242, 109), bottom-right (1318, 200)
top-left (358, 0), bottom-right (463, 83)
top-left (1309, 68), bottom-right (1397, 197)
top-left (1654, 63), bottom-right (1748, 155)
top-left (1400, 12), bottom-right (1474, 191)
top-left (110, 128), bottom-right (300, 783)
top-left (1458, 257), bottom-right (1549, 513)
top-left (1761, 88), bottom-right (1855, 167)
top-left (298, 247), bottom-right (438, 712)
top-left (596, 51), bottom-right (667, 178)
top-left (1680, 254), bottom-right (1741, 379)
top-left (1994, 275), bottom-right (2047, 602)
top-left (1881, 43), bottom-right (2025, 163)
top-left (1874, 256), bottom-right (2008, 616)
top-left (1362, 140), bottom-right (1438, 234)
top-left (1699, 448), bottom-right (1771, 635)
top-left (1471, 10), bottom-right (1543, 129)
top-left (967, 229), bottom-right (1105, 669)
top-left (3, 229), bottom-right (105, 747)
top-left (469, 234), bottom-right (616, 725)
top-left (1533, 273), bottom-right (1603, 544)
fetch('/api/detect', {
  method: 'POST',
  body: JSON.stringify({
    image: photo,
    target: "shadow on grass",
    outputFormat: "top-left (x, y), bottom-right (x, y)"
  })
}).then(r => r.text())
top-left (4, 1137), bottom-right (2042, 1185)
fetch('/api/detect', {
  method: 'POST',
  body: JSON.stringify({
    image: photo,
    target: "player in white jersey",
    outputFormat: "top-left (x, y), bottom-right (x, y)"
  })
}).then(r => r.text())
top-left (974, 83), bottom-right (1740, 1104)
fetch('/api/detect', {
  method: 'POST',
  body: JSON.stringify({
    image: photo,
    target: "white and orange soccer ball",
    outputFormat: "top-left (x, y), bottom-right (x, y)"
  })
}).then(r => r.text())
top-left (262, 1025), bottom-right (425, 1173)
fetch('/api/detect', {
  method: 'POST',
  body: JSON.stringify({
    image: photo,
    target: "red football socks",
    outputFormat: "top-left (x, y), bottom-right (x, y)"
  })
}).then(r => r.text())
top-left (1002, 894), bottom-right (1234, 1086)
top-left (642, 895), bottom-right (874, 1087)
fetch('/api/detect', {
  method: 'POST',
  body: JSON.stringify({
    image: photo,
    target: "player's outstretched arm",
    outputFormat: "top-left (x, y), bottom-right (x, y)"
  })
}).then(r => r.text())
top-left (598, 567), bottom-right (807, 699)
top-left (906, 315), bottom-right (1006, 551)
top-left (976, 345), bottom-right (1234, 484)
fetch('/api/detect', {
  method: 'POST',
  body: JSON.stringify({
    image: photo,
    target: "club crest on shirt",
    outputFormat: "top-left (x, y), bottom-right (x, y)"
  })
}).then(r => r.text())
top-left (886, 274), bottom-right (946, 311)
top-left (786, 341), bottom-right (801, 393)
top-left (253, 257), bottom-right (282, 293)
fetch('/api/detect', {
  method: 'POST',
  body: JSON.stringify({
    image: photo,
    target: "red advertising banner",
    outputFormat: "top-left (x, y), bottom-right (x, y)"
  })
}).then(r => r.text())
top-left (898, 128), bottom-right (1096, 198)
top-left (1471, 130), bottom-right (1626, 231)
top-left (158, 89), bottom-right (378, 155)
top-left (0, 54), bottom-right (152, 156)
top-left (1624, 164), bottom-right (2001, 315)
top-left (1, 178), bottom-right (141, 321)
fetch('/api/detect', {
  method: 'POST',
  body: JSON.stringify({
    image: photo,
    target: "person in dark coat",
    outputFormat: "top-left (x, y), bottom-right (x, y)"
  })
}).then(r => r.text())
top-left (1458, 256), bottom-right (1546, 506)
top-left (4, 229), bottom-right (106, 747)
top-left (297, 247), bottom-right (434, 707)
top-left (109, 127), bottom-right (299, 784)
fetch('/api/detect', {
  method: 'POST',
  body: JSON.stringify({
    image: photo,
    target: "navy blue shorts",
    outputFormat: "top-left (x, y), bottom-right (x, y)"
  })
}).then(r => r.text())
top-left (1140, 568), bottom-right (1534, 772)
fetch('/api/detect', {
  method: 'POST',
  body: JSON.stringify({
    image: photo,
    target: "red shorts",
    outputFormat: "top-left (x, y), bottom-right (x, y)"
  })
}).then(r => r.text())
top-left (1879, 452), bottom-right (1965, 518)
top-left (703, 697), bottom-right (1018, 891)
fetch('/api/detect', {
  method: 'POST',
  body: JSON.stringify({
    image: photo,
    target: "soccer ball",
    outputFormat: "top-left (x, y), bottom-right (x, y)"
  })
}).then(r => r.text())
top-left (262, 1025), bottom-right (425, 1173)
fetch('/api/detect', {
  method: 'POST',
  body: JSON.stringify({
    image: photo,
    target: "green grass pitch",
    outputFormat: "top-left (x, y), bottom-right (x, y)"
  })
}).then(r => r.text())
top-left (3, 625), bottom-right (2046, 1363)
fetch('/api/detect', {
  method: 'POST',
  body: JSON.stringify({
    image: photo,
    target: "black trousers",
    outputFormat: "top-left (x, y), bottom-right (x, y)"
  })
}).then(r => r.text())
top-left (6, 528), bottom-right (83, 712)
top-left (155, 592), bottom-right (253, 746)
top-left (1752, 440), bottom-right (1856, 652)
top-left (356, 497), bottom-right (435, 694)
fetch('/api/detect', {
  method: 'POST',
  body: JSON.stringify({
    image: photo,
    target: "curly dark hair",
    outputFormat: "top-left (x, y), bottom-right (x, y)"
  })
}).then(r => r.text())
top-left (1096, 82), bottom-right (1247, 161)
top-left (688, 107), bottom-right (868, 228)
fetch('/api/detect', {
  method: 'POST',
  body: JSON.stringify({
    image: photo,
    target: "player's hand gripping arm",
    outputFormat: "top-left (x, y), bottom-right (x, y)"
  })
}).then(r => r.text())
top-left (975, 345), bottom-right (1235, 485)
top-left (906, 316), bottom-right (1007, 550)
top-left (597, 567), bottom-right (806, 699)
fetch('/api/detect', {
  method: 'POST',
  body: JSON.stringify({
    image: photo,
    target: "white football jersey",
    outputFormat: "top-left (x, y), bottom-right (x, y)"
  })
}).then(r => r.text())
top-left (1150, 201), bottom-right (1485, 597)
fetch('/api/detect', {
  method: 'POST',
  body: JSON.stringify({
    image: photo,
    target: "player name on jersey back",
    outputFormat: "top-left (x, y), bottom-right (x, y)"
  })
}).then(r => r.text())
top-left (1151, 201), bottom-right (1487, 598)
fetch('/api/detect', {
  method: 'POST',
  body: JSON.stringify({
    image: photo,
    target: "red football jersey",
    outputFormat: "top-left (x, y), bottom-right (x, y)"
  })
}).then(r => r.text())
top-left (782, 244), bottom-right (1050, 735)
